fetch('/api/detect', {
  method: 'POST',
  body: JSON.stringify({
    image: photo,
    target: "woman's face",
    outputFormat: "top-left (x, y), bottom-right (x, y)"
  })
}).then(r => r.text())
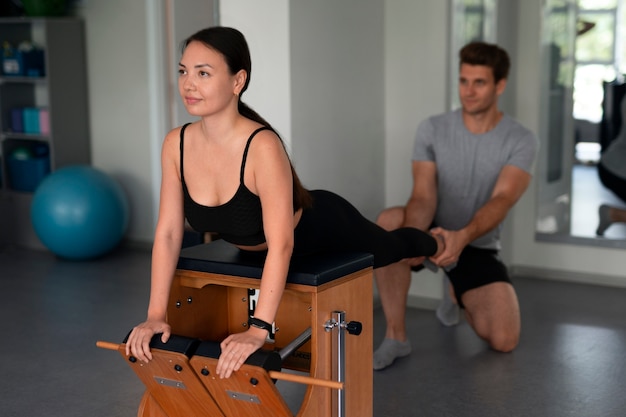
top-left (178, 41), bottom-right (244, 117)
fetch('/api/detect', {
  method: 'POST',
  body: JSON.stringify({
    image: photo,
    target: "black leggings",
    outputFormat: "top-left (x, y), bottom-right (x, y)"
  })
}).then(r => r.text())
top-left (598, 162), bottom-right (626, 203)
top-left (293, 190), bottom-right (437, 268)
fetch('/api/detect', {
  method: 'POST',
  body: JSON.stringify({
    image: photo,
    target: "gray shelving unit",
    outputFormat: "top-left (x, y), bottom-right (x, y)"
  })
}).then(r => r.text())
top-left (0, 17), bottom-right (90, 248)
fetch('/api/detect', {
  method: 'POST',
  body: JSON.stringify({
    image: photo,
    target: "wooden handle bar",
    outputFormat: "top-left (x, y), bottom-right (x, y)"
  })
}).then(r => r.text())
top-left (96, 340), bottom-right (344, 390)
top-left (97, 340), bottom-right (120, 350)
top-left (268, 371), bottom-right (343, 390)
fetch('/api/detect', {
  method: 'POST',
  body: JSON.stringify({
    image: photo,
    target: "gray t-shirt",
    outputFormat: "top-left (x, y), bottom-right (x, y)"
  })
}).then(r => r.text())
top-left (412, 109), bottom-right (538, 250)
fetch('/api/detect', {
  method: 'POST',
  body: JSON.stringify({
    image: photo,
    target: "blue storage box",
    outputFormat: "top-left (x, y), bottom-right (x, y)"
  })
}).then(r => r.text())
top-left (23, 108), bottom-right (40, 134)
top-left (7, 143), bottom-right (50, 192)
top-left (11, 108), bottom-right (23, 132)
top-left (2, 46), bottom-right (45, 77)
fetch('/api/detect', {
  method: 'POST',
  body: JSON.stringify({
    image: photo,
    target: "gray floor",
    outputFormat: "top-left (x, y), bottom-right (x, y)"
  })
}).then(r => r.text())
top-left (2, 244), bottom-right (626, 417)
top-left (571, 163), bottom-right (626, 240)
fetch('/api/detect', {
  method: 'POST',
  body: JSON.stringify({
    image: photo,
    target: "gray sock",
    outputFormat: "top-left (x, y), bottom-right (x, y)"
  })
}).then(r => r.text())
top-left (596, 204), bottom-right (612, 236)
top-left (436, 275), bottom-right (460, 326)
top-left (373, 338), bottom-right (411, 370)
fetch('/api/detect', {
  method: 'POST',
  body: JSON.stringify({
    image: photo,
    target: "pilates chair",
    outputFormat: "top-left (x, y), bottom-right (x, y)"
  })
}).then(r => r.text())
top-left (98, 239), bottom-right (374, 417)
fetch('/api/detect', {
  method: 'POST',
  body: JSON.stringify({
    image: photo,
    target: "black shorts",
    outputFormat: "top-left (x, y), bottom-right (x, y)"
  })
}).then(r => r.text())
top-left (446, 246), bottom-right (511, 308)
top-left (414, 245), bottom-right (511, 308)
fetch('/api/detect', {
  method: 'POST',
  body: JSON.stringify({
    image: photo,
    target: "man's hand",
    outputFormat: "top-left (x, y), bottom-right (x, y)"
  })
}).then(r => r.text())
top-left (429, 227), bottom-right (469, 268)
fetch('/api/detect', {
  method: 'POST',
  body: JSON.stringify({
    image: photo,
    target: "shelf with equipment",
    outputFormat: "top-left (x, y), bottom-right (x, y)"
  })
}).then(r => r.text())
top-left (0, 17), bottom-right (90, 248)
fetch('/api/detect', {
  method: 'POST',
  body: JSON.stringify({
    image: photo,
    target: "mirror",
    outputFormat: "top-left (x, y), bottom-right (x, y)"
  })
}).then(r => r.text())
top-left (535, 0), bottom-right (626, 248)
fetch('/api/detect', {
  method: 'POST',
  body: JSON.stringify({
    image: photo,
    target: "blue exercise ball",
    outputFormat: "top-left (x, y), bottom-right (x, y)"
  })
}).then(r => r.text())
top-left (31, 165), bottom-right (129, 260)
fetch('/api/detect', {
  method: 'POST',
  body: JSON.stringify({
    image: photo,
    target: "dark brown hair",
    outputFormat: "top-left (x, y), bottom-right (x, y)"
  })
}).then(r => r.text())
top-left (459, 41), bottom-right (510, 83)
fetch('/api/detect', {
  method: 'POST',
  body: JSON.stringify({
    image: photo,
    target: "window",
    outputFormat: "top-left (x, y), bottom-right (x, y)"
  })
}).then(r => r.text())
top-left (573, 0), bottom-right (624, 122)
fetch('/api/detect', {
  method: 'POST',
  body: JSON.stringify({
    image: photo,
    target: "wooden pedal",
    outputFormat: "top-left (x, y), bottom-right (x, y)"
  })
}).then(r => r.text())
top-left (190, 356), bottom-right (293, 416)
top-left (105, 337), bottom-right (226, 416)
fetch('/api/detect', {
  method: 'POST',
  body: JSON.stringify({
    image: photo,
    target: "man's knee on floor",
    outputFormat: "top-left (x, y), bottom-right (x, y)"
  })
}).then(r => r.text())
top-left (469, 314), bottom-right (519, 353)
top-left (487, 329), bottom-right (519, 353)
top-left (462, 282), bottom-right (520, 352)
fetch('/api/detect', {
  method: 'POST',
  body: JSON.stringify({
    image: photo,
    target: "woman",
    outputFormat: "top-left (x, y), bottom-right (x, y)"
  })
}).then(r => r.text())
top-left (126, 26), bottom-right (443, 379)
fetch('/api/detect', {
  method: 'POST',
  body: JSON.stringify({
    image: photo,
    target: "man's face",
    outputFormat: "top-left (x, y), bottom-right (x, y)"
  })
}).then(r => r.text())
top-left (458, 63), bottom-right (506, 116)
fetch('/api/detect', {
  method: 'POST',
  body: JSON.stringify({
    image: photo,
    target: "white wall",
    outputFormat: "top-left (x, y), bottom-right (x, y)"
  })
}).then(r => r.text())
top-left (383, 0), bottom-right (451, 301)
top-left (289, 1), bottom-right (385, 219)
top-left (219, 1), bottom-right (291, 150)
top-left (78, 0), bottom-right (214, 244)
top-left (384, 1), bottom-right (450, 207)
top-left (79, 0), bottom-right (155, 243)
top-left (167, 1), bottom-right (217, 127)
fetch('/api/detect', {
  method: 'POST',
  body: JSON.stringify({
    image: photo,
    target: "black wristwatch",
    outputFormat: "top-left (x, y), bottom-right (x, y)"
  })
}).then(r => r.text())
top-left (248, 317), bottom-right (274, 333)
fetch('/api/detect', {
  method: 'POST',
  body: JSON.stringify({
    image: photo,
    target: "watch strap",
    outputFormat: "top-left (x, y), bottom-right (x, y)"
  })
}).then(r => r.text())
top-left (248, 317), bottom-right (273, 333)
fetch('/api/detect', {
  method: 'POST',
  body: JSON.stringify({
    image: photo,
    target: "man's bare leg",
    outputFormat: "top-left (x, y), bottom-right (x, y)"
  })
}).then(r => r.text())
top-left (461, 282), bottom-right (520, 352)
top-left (376, 261), bottom-right (412, 340)
top-left (374, 258), bottom-right (413, 369)
top-left (373, 207), bottom-right (413, 370)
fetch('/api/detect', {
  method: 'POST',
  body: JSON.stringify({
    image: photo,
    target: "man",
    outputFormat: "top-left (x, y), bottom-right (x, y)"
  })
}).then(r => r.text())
top-left (373, 41), bottom-right (539, 370)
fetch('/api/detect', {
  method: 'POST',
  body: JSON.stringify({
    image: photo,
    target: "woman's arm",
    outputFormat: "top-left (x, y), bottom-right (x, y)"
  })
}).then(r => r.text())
top-left (216, 129), bottom-right (296, 378)
top-left (125, 128), bottom-right (185, 361)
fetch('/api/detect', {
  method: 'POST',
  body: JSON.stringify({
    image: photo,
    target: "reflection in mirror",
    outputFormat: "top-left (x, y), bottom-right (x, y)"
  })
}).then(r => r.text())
top-left (536, 0), bottom-right (626, 248)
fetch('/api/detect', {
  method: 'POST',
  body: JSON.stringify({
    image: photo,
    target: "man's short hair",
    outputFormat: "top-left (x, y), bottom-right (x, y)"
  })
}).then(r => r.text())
top-left (459, 42), bottom-right (510, 83)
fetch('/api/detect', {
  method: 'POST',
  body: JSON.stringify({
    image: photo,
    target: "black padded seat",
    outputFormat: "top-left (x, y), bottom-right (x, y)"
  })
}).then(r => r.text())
top-left (176, 239), bottom-right (374, 287)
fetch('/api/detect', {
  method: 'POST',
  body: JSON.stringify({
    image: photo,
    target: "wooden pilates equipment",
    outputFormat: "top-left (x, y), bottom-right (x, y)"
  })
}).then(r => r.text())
top-left (98, 239), bottom-right (374, 417)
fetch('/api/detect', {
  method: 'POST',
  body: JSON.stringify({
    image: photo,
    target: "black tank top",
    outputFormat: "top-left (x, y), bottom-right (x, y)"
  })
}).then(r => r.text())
top-left (181, 123), bottom-right (268, 246)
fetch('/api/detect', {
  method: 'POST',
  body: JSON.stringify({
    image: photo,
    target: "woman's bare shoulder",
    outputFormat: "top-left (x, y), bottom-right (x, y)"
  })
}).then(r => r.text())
top-left (247, 126), bottom-right (283, 149)
top-left (163, 123), bottom-right (195, 147)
